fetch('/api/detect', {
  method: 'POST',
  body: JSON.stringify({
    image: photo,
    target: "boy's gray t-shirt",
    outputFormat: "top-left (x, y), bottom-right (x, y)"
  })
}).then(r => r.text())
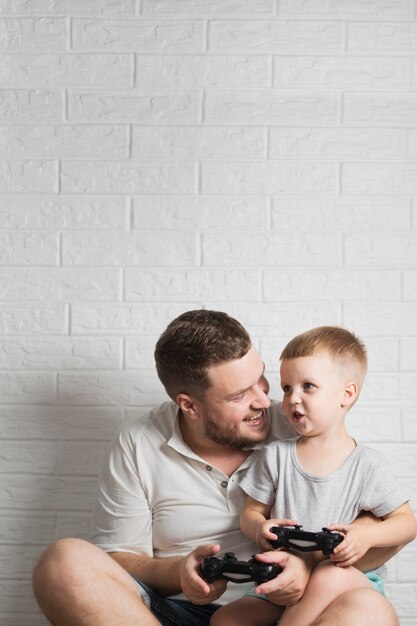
top-left (240, 438), bottom-right (407, 531)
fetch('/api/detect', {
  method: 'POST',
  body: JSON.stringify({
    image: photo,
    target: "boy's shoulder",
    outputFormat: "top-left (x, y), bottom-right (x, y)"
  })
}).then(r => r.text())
top-left (261, 437), bottom-right (299, 462)
top-left (355, 444), bottom-right (387, 465)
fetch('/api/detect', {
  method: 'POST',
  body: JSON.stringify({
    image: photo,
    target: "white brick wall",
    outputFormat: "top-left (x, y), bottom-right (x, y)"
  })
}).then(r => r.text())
top-left (0, 1), bottom-right (416, 624)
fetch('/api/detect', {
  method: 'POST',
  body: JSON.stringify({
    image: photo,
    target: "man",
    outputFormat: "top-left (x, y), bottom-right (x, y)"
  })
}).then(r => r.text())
top-left (33, 310), bottom-right (401, 626)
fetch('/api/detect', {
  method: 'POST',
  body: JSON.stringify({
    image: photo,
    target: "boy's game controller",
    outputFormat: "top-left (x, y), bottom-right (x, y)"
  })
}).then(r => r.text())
top-left (201, 552), bottom-right (282, 584)
top-left (270, 525), bottom-right (344, 555)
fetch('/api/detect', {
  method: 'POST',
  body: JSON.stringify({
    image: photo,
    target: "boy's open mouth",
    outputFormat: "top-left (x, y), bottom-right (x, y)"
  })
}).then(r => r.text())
top-left (292, 411), bottom-right (304, 421)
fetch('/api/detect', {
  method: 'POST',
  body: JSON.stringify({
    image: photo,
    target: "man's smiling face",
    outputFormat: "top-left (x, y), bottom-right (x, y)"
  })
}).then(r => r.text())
top-left (198, 345), bottom-right (272, 448)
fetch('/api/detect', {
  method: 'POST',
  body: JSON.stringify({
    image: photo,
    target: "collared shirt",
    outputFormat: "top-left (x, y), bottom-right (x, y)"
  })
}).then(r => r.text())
top-left (92, 400), bottom-right (295, 605)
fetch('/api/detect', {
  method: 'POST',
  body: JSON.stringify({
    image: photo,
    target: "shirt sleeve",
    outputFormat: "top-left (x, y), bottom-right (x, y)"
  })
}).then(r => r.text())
top-left (240, 443), bottom-right (279, 506)
top-left (359, 447), bottom-right (408, 518)
top-left (91, 428), bottom-right (153, 556)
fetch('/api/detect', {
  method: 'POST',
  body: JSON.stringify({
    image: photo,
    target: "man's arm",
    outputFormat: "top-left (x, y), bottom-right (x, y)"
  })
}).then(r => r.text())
top-left (294, 511), bottom-right (408, 573)
top-left (110, 552), bottom-right (183, 596)
top-left (354, 545), bottom-right (403, 572)
top-left (346, 511), bottom-right (408, 572)
top-left (281, 513), bottom-right (407, 574)
top-left (110, 544), bottom-right (228, 605)
top-left (257, 510), bottom-right (411, 605)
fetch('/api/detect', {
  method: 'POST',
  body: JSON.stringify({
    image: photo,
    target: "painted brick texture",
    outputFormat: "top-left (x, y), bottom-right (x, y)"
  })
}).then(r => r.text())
top-left (0, 1), bottom-right (416, 624)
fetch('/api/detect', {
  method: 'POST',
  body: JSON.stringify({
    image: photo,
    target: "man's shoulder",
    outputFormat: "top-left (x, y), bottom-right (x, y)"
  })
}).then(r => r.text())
top-left (267, 401), bottom-right (297, 441)
top-left (118, 400), bottom-right (177, 443)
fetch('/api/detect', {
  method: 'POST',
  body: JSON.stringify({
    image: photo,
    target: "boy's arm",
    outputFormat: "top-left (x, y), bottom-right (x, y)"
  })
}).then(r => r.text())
top-left (240, 497), bottom-right (312, 605)
top-left (240, 496), bottom-right (272, 549)
top-left (240, 496), bottom-right (297, 551)
top-left (330, 502), bottom-right (417, 568)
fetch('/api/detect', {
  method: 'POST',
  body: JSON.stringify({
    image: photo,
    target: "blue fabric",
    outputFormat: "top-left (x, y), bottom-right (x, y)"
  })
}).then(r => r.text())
top-left (244, 588), bottom-right (268, 600)
top-left (131, 577), bottom-right (220, 626)
top-left (365, 569), bottom-right (385, 595)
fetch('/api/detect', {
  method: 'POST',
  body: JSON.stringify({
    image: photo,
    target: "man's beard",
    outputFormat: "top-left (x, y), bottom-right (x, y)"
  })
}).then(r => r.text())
top-left (202, 412), bottom-right (271, 449)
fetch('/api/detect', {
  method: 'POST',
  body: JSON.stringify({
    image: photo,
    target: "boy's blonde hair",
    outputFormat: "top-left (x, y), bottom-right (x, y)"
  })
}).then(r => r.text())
top-left (280, 326), bottom-right (368, 388)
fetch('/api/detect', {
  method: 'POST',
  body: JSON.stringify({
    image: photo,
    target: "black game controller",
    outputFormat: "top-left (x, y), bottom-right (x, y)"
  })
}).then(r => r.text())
top-left (270, 525), bottom-right (344, 555)
top-left (201, 552), bottom-right (282, 584)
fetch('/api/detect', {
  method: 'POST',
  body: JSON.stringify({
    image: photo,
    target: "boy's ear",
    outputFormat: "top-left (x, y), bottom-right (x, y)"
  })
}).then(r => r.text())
top-left (176, 393), bottom-right (201, 420)
top-left (341, 382), bottom-right (358, 407)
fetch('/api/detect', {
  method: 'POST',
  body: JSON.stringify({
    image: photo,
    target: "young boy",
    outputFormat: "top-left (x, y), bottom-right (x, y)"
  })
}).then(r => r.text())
top-left (211, 326), bottom-right (416, 626)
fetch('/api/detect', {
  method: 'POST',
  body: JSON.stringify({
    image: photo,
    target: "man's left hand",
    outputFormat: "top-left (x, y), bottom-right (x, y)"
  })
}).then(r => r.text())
top-left (251, 550), bottom-right (312, 605)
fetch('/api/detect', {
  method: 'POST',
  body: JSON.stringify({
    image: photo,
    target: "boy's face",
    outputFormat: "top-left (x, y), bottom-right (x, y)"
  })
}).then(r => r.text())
top-left (280, 352), bottom-right (354, 437)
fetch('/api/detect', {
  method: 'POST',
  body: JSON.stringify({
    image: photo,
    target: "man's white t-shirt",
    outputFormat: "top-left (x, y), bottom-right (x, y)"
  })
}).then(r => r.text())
top-left (92, 400), bottom-right (295, 605)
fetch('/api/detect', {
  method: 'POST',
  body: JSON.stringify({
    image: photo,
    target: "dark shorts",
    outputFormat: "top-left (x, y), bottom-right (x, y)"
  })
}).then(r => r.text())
top-left (131, 576), bottom-right (221, 626)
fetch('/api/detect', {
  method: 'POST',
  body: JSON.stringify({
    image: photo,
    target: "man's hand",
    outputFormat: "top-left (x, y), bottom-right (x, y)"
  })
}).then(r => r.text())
top-left (250, 550), bottom-right (313, 606)
top-left (179, 544), bottom-right (227, 605)
top-left (329, 524), bottom-right (373, 567)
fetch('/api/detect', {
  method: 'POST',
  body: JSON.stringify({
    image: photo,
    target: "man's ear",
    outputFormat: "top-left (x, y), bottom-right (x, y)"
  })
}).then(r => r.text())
top-left (176, 393), bottom-right (201, 420)
top-left (341, 382), bottom-right (358, 407)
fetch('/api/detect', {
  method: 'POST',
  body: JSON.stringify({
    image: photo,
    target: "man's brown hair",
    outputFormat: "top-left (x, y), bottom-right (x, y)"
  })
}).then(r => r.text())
top-left (280, 325), bottom-right (368, 388)
top-left (154, 309), bottom-right (252, 401)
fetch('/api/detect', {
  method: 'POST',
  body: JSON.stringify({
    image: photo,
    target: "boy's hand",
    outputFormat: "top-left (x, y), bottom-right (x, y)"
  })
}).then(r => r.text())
top-left (256, 518), bottom-right (298, 551)
top-left (328, 524), bottom-right (373, 567)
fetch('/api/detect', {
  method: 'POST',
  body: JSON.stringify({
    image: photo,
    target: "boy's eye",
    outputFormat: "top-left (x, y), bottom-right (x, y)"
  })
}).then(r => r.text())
top-left (282, 385), bottom-right (291, 394)
top-left (303, 383), bottom-right (314, 390)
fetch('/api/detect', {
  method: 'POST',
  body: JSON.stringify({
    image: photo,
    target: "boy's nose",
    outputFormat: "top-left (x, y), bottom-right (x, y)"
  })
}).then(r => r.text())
top-left (290, 391), bottom-right (301, 404)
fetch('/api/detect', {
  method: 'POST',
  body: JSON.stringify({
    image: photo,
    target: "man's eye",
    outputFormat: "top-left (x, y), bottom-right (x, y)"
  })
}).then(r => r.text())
top-left (233, 392), bottom-right (246, 401)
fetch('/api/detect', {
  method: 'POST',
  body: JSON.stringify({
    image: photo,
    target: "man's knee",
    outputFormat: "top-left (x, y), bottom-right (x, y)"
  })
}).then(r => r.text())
top-left (33, 539), bottom-right (153, 624)
top-left (33, 538), bottom-right (96, 599)
top-left (314, 588), bottom-right (399, 626)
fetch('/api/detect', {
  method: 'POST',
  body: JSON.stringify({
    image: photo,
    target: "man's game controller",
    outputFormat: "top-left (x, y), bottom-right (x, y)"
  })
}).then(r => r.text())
top-left (201, 552), bottom-right (282, 584)
top-left (270, 525), bottom-right (344, 555)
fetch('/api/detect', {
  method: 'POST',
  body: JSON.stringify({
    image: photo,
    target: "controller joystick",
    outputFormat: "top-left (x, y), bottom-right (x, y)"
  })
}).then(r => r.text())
top-left (201, 552), bottom-right (282, 584)
top-left (270, 525), bottom-right (344, 555)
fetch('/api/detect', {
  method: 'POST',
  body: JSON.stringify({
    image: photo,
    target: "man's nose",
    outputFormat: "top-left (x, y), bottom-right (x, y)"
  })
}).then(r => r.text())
top-left (252, 383), bottom-right (271, 409)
